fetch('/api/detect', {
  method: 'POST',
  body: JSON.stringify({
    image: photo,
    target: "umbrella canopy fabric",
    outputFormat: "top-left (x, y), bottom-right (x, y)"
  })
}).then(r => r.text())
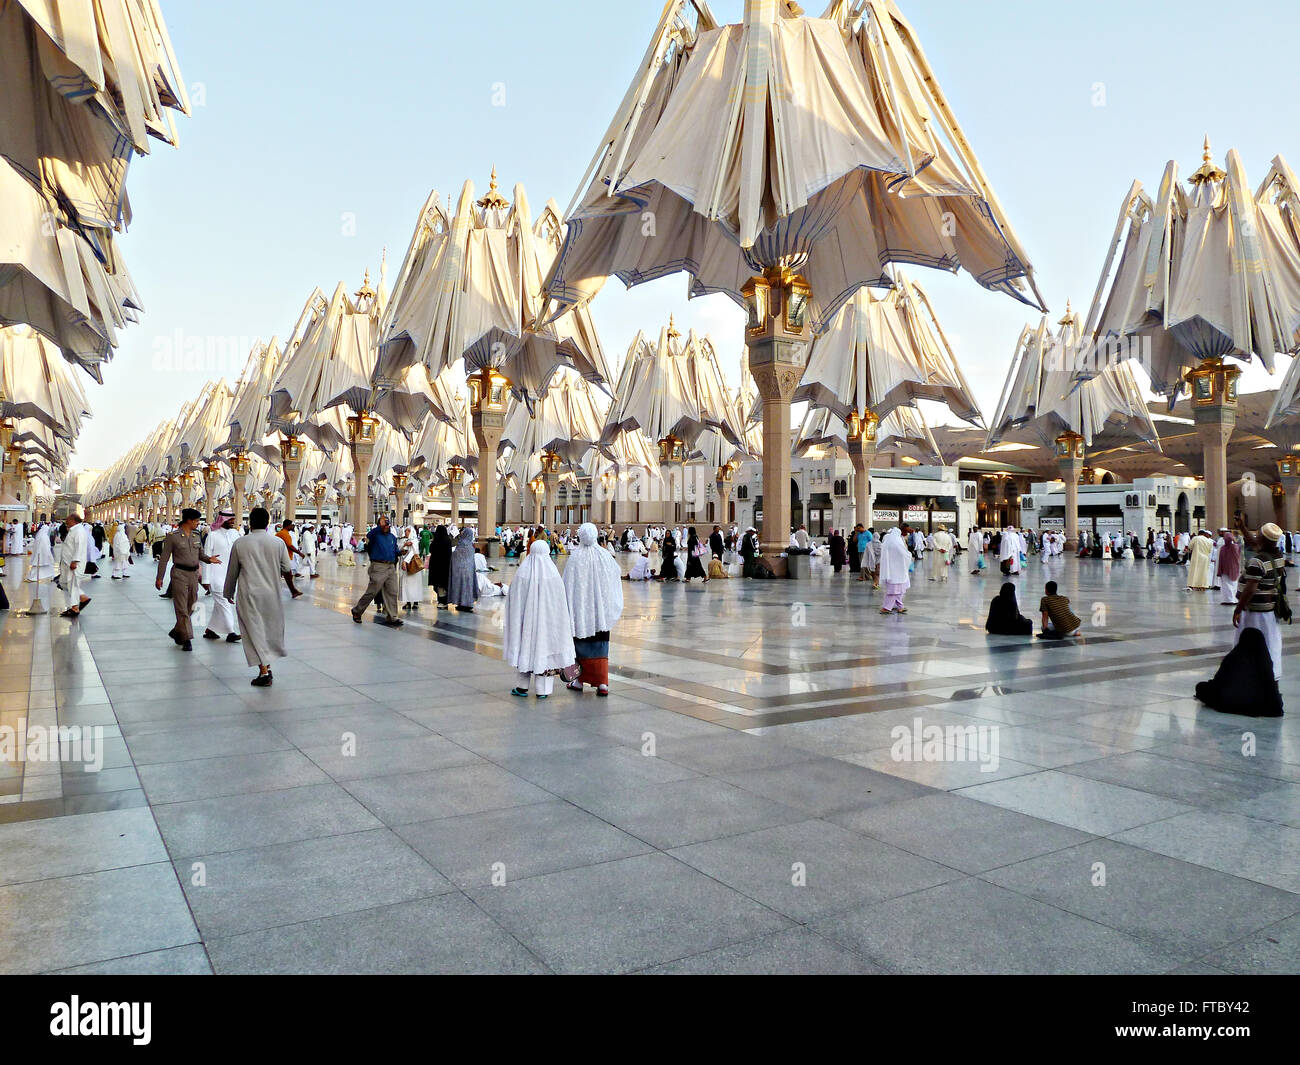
top-left (0, 323), bottom-right (91, 439)
top-left (543, 0), bottom-right (1041, 331)
top-left (987, 306), bottom-right (1160, 451)
top-left (501, 370), bottom-right (608, 482)
top-left (796, 402), bottom-right (939, 462)
top-left (377, 175), bottom-right (612, 408)
top-left (600, 321), bottom-right (747, 456)
top-left (1086, 143), bottom-right (1300, 398)
top-left (221, 339), bottom-right (283, 454)
top-left (794, 271), bottom-right (982, 426)
top-left (0, 0), bottom-right (187, 375)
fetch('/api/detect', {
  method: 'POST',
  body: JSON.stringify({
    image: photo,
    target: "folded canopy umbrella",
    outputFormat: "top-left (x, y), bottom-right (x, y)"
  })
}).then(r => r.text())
top-left (0, 323), bottom-right (91, 440)
top-left (545, 0), bottom-right (1038, 553)
top-left (0, 0), bottom-right (187, 375)
top-left (987, 305), bottom-right (1160, 452)
top-left (1084, 139), bottom-right (1298, 528)
top-left (600, 319), bottom-right (747, 459)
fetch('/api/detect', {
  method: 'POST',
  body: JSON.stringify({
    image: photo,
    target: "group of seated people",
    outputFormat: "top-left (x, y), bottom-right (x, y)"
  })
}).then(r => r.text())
top-left (985, 580), bottom-right (1081, 639)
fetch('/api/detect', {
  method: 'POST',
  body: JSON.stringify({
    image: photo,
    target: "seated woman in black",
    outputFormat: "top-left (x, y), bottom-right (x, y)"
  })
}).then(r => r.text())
top-left (1195, 628), bottom-right (1283, 717)
top-left (985, 582), bottom-right (1033, 635)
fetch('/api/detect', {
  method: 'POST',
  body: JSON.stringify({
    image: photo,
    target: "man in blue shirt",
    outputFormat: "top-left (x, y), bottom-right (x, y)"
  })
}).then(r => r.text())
top-left (350, 515), bottom-right (403, 626)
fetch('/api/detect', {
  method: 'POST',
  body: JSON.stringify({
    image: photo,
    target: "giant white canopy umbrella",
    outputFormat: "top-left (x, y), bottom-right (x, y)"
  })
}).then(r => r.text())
top-left (989, 303), bottom-right (1160, 547)
top-left (1084, 140), bottom-right (1300, 529)
top-left (545, 0), bottom-right (1039, 554)
top-left (0, 323), bottom-right (91, 440)
top-left (377, 173), bottom-right (612, 546)
top-left (0, 0), bottom-right (188, 376)
top-left (793, 271), bottom-right (980, 524)
top-left (502, 371), bottom-right (608, 524)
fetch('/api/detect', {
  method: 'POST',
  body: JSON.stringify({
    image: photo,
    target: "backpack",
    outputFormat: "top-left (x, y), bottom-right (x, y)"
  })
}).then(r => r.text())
top-left (1274, 558), bottom-right (1293, 624)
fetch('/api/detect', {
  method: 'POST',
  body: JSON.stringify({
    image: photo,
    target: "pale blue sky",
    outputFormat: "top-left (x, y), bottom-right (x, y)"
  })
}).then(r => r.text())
top-left (70, 0), bottom-right (1300, 469)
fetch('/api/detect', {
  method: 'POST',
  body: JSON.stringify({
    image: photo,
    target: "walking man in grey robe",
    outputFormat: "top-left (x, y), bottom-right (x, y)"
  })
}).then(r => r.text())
top-left (223, 507), bottom-right (292, 687)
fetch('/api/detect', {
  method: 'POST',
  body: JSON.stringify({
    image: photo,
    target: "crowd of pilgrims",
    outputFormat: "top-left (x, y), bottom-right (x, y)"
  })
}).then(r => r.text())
top-left (1, 512), bottom-right (1286, 715)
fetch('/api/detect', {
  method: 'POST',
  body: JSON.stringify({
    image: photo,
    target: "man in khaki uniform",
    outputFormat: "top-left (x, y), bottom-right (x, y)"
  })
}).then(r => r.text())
top-left (156, 508), bottom-right (221, 651)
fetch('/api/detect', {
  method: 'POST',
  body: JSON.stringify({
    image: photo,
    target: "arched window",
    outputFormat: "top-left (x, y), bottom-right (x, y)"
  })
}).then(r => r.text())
top-left (737, 485), bottom-right (749, 500)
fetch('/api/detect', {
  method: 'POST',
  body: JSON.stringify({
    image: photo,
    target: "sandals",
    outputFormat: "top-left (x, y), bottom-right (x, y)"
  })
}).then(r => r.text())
top-left (567, 680), bottom-right (583, 692)
top-left (511, 687), bottom-right (529, 698)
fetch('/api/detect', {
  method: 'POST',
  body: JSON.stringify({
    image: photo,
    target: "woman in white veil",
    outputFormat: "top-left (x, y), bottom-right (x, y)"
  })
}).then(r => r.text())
top-left (504, 540), bottom-right (576, 699)
top-left (562, 522), bottom-right (624, 696)
top-left (879, 527), bottom-right (912, 615)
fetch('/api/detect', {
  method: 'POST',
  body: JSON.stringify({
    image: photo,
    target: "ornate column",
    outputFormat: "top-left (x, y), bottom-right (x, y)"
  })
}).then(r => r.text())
top-left (469, 368), bottom-right (508, 554)
top-left (279, 436), bottom-right (305, 524)
top-left (600, 470), bottom-right (617, 527)
top-left (847, 410), bottom-right (879, 529)
top-left (1276, 455), bottom-right (1300, 531)
top-left (529, 476), bottom-right (545, 525)
top-left (313, 481), bottom-right (327, 527)
top-left (346, 411), bottom-right (379, 535)
top-left (1055, 432), bottom-right (1085, 551)
top-left (229, 452), bottom-right (251, 528)
top-left (1188, 358), bottom-right (1240, 533)
top-left (392, 471), bottom-right (409, 527)
top-left (657, 435), bottom-right (685, 526)
top-left (714, 462), bottom-right (736, 527)
top-left (447, 465), bottom-right (464, 525)
top-left (743, 267), bottom-right (812, 564)
top-left (540, 450), bottom-right (562, 528)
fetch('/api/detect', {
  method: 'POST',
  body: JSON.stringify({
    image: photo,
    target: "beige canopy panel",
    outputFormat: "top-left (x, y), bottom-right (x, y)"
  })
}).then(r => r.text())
top-left (221, 339), bottom-right (283, 455)
top-left (543, 0), bottom-right (1041, 331)
top-left (0, 0), bottom-right (187, 376)
top-left (988, 305), bottom-right (1161, 451)
top-left (1085, 143), bottom-right (1300, 397)
top-left (378, 176), bottom-right (612, 407)
top-left (0, 322), bottom-right (91, 440)
top-left (795, 271), bottom-right (982, 426)
top-left (796, 399), bottom-right (938, 462)
top-left (501, 370), bottom-right (608, 483)
top-left (600, 319), bottom-right (747, 459)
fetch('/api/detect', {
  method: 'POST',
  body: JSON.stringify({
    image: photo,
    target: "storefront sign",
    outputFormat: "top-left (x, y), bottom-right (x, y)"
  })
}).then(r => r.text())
top-left (871, 509), bottom-right (900, 524)
top-left (931, 511), bottom-right (957, 523)
top-left (1039, 517), bottom-right (1065, 530)
top-left (1095, 517), bottom-right (1124, 532)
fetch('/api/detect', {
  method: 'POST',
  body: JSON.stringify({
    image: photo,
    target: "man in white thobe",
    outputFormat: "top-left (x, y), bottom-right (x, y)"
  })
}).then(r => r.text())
top-left (223, 507), bottom-right (292, 687)
top-left (999, 527), bottom-right (1021, 575)
top-left (58, 514), bottom-right (92, 616)
top-left (202, 510), bottom-right (242, 643)
top-left (929, 526), bottom-right (953, 581)
top-left (300, 524), bottom-right (319, 577)
top-left (968, 527), bottom-right (984, 574)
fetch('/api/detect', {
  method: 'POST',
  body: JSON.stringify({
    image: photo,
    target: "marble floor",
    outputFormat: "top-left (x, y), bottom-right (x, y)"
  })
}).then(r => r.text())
top-left (1, 544), bottom-right (1297, 974)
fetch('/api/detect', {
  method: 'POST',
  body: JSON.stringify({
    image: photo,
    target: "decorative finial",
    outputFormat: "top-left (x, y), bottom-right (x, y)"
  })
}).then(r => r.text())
top-left (667, 313), bottom-right (681, 340)
top-left (355, 268), bottom-right (376, 302)
top-left (1189, 135), bottom-right (1225, 185)
top-left (1058, 299), bottom-right (1074, 326)
top-left (476, 167), bottom-right (510, 210)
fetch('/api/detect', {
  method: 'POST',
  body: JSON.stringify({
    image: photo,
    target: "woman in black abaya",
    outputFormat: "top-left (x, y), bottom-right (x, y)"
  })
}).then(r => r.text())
top-left (985, 582), bottom-right (1033, 636)
top-left (427, 525), bottom-right (453, 607)
top-left (1195, 628), bottom-right (1284, 717)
